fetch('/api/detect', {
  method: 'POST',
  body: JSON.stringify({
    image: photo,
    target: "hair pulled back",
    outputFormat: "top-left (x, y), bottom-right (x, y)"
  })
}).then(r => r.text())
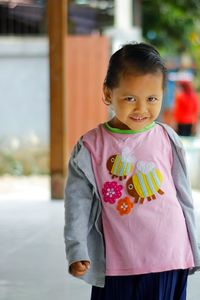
top-left (104, 42), bottom-right (166, 89)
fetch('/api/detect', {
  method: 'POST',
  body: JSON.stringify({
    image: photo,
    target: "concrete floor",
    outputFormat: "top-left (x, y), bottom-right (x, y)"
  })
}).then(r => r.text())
top-left (0, 199), bottom-right (90, 300)
top-left (0, 186), bottom-right (200, 300)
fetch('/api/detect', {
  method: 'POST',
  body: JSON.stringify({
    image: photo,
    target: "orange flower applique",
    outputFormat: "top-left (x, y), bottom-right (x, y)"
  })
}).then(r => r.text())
top-left (117, 197), bottom-right (134, 215)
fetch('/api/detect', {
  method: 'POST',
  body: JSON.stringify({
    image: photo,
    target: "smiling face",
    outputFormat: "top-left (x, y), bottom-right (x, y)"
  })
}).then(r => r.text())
top-left (104, 72), bottom-right (164, 131)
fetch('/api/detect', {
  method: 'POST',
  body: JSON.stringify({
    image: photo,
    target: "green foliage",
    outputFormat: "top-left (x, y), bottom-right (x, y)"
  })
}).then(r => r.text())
top-left (142, 0), bottom-right (200, 55)
top-left (0, 147), bottom-right (49, 176)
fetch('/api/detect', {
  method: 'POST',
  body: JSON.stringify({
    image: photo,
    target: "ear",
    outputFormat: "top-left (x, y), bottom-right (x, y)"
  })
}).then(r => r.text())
top-left (102, 85), bottom-right (112, 106)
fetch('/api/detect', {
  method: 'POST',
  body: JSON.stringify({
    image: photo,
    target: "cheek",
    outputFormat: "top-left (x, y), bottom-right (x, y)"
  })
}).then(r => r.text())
top-left (151, 103), bottom-right (162, 115)
top-left (115, 106), bottom-right (130, 118)
top-left (114, 102), bottom-right (130, 112)
top-left (111, 102), bottom-right (123, 113)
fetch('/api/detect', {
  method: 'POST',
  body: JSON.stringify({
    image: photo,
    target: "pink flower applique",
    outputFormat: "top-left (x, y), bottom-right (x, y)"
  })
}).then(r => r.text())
top-left (102, 181), bottom-right (123, 204)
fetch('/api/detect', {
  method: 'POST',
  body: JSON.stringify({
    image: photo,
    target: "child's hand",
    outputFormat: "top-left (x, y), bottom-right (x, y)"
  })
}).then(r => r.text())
top-left (70, 261), bottom-right (90, 277)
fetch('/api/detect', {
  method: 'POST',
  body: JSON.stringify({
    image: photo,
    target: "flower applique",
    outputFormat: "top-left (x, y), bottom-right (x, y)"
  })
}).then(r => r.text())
top-left (117, 197), bottom-right (134, 215)
top-left (102, 181), bottom-right (123, 204)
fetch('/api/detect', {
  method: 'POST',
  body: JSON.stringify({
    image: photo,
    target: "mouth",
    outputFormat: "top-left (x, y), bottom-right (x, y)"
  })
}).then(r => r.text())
top-left (129, 116), bottom-right (149, 122)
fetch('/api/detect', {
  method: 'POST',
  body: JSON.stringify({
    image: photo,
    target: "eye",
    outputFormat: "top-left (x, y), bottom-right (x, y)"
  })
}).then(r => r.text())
top-left (148, 96), bottom-right (158, 102)
top-left (111, 157), bottom-right (115, 162)
top-left (128, 184), bottom-right (134, 190)
top-left (124, 96), bottom-right (136, 102)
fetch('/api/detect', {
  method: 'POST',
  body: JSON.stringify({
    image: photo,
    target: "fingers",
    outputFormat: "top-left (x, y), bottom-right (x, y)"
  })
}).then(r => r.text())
top-left (83, 261), bottom-right (90, 270)
top-left (70, 261), bottom-right (90, 277)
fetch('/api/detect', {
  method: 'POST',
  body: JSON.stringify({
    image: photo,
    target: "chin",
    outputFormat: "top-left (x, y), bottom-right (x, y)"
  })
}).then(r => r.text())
top-left (128, 121), bottom-right (150, 131)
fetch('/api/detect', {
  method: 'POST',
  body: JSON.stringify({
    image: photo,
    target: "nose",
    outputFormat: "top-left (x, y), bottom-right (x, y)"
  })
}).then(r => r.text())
top-left (133, 100), bottom-right (147, 114)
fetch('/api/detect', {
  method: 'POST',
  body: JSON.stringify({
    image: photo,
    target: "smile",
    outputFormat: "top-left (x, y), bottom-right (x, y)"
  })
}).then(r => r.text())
top-left (130, 116), bottom-right (148, 122)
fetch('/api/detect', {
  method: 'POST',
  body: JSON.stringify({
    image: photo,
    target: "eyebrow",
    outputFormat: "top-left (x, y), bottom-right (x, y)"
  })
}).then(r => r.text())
top-left (121, 93), bottom-right (161, 97)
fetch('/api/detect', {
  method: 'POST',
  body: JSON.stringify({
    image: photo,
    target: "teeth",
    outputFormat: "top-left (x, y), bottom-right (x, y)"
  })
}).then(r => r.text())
top-left (130, 116), bottom-right (147, 121)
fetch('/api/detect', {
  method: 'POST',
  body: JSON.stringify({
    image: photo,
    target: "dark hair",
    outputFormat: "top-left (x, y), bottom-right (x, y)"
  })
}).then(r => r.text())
top-left (104, 42), bottom-right (167, 89)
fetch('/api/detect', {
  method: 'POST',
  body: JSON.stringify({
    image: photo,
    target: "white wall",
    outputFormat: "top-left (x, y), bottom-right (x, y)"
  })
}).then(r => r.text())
top-left (0, 37), bottom-right (49, 148)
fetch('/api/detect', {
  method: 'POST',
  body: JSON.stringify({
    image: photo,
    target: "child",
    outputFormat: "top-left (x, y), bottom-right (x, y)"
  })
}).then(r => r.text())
top-left (64, 43), bottom-right (200, 300)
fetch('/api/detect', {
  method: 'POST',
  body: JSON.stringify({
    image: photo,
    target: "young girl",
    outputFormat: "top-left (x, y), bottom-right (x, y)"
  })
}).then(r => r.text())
top-left (64, 43), bottom-right (200, 300)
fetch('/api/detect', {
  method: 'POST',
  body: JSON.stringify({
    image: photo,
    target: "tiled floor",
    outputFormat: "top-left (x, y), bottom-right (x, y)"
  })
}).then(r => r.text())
top-left (0, 180), bottom-right (199, 300)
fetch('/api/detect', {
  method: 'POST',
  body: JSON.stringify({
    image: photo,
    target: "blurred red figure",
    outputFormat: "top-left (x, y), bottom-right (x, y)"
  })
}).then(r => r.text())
top-left (173, 81), bottom-right (199, 136)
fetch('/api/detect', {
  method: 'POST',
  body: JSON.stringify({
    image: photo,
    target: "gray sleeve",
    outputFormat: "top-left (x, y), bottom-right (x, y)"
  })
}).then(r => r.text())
top-left (171, 143), bottom-right (200, 268)
top-left (64, 142), bottom-right (93, 267)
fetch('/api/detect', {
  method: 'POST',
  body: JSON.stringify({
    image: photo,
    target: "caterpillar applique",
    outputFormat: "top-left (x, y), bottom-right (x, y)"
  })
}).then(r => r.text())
top-left (106, 147), bottom-right (135, 180)
top-left (126, 161), bottom-right (164, 204)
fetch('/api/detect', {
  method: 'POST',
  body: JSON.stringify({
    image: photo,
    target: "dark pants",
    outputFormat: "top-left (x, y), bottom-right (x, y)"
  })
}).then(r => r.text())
top-left (177, 124), bottom-right (193, 136)
top-left (90, 269), bottom-right (189, 300)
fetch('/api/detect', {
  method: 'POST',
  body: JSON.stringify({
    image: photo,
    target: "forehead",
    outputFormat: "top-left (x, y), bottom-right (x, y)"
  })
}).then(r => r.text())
top-left (117, 72), bottom-right (164, 92)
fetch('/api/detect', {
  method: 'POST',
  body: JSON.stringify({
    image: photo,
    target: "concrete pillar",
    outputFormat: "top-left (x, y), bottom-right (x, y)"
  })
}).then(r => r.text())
top-left (114, 0), bottom-right (133, 30)
top-left (105, 0), bottom-right (142, 53)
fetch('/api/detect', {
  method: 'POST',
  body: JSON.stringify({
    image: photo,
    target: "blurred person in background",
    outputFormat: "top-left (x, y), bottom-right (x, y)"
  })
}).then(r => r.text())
top-left (173, 81), bottom-right (199, 136)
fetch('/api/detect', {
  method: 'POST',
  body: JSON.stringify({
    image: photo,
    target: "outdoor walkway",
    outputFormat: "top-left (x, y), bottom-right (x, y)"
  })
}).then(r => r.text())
top-left (0, 177), bottom-right (200, 300)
